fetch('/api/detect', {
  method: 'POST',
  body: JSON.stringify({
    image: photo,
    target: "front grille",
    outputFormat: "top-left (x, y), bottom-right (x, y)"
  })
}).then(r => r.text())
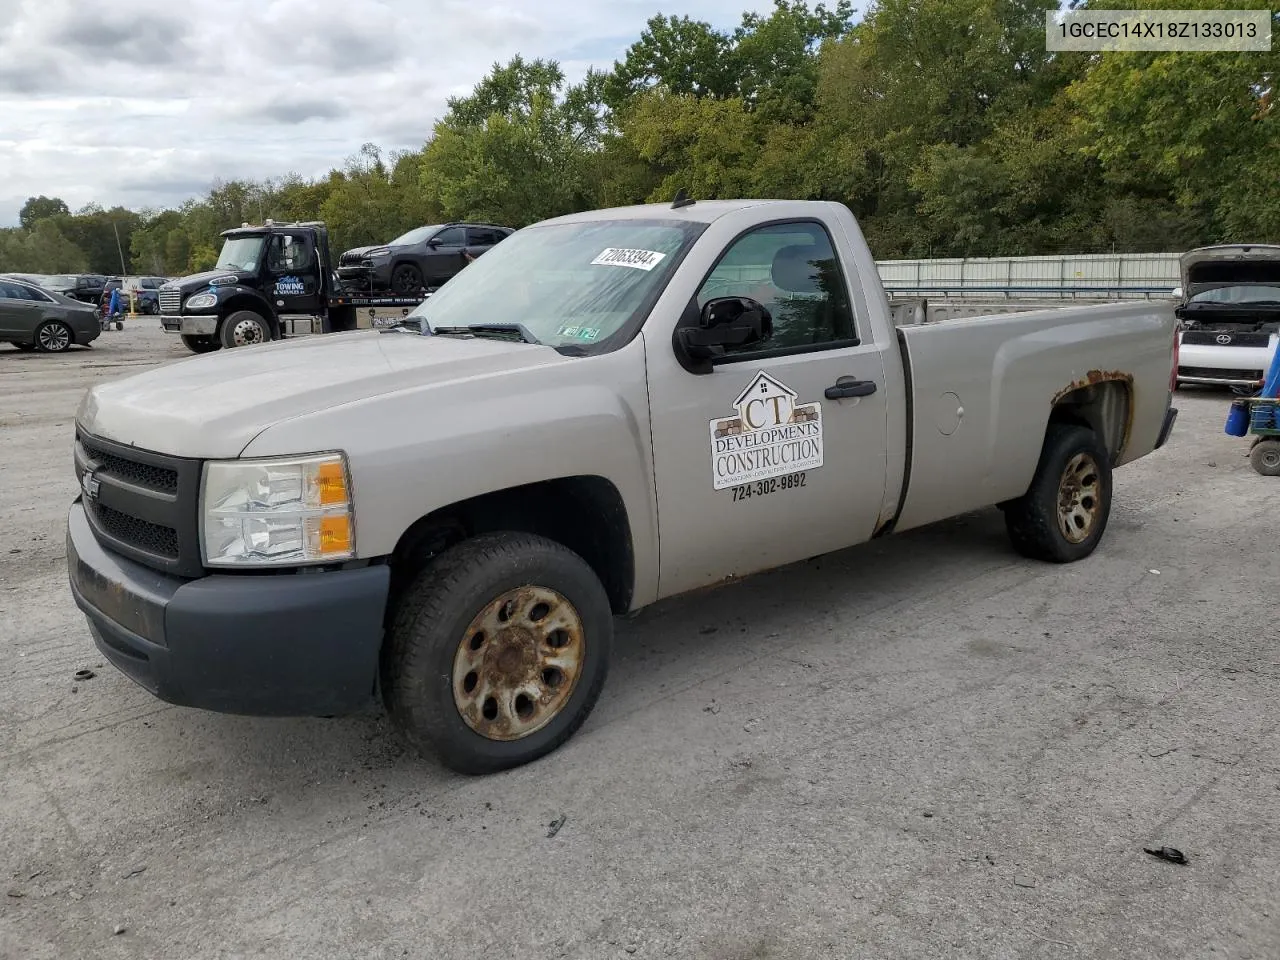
top-left (79, 436), bottom-right (177, 493)
top-left (74, 429), bottom-right (204, 577)
top-left (87, 501), bottom-right (179, 558)
top-left (340, 251), bottom-right (367, 266)
top-left (1182, 330), bottom-right (1272, 348)
top-left (159, 291), bottom-right (182, 314)
top-left (1180, 366), bottom-right (1264, 381)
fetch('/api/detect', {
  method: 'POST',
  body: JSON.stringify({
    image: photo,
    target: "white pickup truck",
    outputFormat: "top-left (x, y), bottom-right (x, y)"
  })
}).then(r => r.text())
top-left (66, 199), bottom-right (1179, 773)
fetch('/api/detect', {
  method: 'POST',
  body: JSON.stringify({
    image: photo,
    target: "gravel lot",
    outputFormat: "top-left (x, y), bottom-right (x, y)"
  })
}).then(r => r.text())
top-left (1, 324), bottom-right (1277, 960)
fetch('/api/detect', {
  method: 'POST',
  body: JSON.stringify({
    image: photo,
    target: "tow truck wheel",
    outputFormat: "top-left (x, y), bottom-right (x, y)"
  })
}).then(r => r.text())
top-left (1002, 424), bottom-right (1112, 563)
top-left (382, 532), bottom-right (612, 774)
top-left (181, 335), bottom-right (220, 354)
top-left (1250, 439), bottom-right (1280, 476)
top-left (391, 263), bottom-right (423, 294)
top-left (220, 310), bottom-right (271, 348)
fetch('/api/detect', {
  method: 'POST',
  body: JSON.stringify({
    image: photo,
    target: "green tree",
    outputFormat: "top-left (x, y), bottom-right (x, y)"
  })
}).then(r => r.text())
top-left (19, 196), bottom-right (70, 229)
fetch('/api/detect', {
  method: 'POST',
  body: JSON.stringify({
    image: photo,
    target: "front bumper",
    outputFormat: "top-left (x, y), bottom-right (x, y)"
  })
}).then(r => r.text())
top-left (336, 260), bottom-right (392, 289)
top-left (1178, 341), bottom-right (1275, 386)
top-left (66, 501), bottom-right (390, 716)
top-left (160, 314), bottom-right (217, 336)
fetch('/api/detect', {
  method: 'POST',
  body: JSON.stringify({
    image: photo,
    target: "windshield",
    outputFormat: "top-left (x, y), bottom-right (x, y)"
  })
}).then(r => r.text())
top-left (390, 225), bottom-right (442, 246)
top-left (43, 274), bottom-right (76, 288)
top-left (1189, 284), bottom-right (1280, 304)
top-left (405, 219), bottom-right (704, 349)
top-left (215, 236), bottom-right (266, 272)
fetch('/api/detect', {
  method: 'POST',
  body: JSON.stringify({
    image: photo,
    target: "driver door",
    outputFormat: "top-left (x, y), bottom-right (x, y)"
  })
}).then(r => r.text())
top-left (265, 233), bottom-right (322, 314)
top-left (646, 219), bottom-right (892, 598)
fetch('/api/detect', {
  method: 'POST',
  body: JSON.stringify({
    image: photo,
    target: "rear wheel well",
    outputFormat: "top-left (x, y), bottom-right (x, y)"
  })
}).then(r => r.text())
top-left (387, 476), bottom-right (635, 618)
top-left (1049, 379), bottom-right (1131, 465)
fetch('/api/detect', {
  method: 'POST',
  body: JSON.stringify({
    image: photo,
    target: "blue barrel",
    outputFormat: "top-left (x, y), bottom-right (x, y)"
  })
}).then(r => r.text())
top-left (1263, 343), bottom-right (1280, 398)
top-left (1226, 400), bottom-right (1250, 436)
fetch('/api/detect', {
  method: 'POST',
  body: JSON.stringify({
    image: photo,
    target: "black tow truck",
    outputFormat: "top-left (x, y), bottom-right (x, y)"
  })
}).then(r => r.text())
top-left (159, 220), bottom-right (430, 353)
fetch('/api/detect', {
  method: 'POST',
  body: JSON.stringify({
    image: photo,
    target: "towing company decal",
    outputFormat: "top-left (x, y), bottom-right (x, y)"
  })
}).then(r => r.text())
top-left (590, 248), bottom-right (666, 271)
top-left (274, 275), bottom-right (306, 296)
top-left (709, 371), bottom-right (823, 490)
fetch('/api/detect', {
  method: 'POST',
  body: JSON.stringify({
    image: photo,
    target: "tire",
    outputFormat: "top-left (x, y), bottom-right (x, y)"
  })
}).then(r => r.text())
top-left (1250, 439), bottom-right (1280, 476)
top-left (147, 300), bottom-right (160, 315)
top-left (1003, 424), bottom-right (1112, 563)
top-left (382, 531), bottom-right (613, 774)
top-left (34, 321), bottom-right (73, 353)
top-left (391, 263), bottom-right (423, 294)
top-left (219, 310), bottom-right (271, 348)
top-left (181, 335), bottom-right (220, 354)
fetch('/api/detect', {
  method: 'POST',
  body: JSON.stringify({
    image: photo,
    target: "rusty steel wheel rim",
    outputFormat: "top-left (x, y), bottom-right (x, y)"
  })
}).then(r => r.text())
top-left (452, 586), bottom-right (585, 741)
top-left (1057, 452), bottom-right (1101, 544)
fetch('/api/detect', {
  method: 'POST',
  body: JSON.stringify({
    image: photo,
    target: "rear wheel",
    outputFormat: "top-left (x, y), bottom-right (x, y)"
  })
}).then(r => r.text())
top-left (219, 310), bottom-right (271, 348)
top-left (35, 321), bottom-right (73, 353)
top-left (391, 263), bottom-right (423, 294)
top-left (382, 532), bottom-right (612, 774)
top-left (1250, 439), bottom-right (1280, 476)
top-left (1003, 424), bottom-right (1112, 563)
top-left (181, 335), bottom-right (220, 354)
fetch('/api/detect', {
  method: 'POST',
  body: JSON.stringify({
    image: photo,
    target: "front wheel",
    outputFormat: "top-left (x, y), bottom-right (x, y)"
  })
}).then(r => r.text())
top-left (1251, 439), bottom-right (1280, 476)
top-left (181, 334), bottom-right (220, 354)
top-left (391, 263), bottom-right (423, 294)
top-left (219, 310), bottom-right (271, 348)
top-left (1003, 424), bottom-right (1112, 563)
top-left (382, 532), bottom-right (612, 774)
top-left (35, 321), bottom-right (73, 353)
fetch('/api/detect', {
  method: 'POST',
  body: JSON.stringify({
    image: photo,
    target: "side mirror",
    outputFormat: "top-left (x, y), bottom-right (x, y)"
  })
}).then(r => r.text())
top-left (427, 237), bottom-right (442, 248)
top-left (673, 297), bottom-right (772, 374)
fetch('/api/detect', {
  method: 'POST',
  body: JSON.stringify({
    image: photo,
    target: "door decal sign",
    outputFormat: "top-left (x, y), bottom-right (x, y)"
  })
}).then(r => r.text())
top-left (709, 371), bottom-right (823, 490)
top-left (274, 276), bottom-right (305, 296)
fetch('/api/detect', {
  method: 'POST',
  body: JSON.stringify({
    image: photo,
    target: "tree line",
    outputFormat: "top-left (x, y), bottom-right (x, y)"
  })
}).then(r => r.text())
top-left (3, 0), bottom-right (1276, 277)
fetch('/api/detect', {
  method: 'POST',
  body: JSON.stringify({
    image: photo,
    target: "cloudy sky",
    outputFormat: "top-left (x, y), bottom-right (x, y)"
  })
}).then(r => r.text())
top-left (0, 0), bottom-right (781, 225)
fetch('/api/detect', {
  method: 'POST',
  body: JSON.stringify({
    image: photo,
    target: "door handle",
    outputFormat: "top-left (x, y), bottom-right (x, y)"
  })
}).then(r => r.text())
top-left (824, 377), bottom-right (878, 400)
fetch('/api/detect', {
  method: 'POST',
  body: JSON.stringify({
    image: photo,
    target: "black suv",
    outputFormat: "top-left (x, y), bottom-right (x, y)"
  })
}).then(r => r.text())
top-left (43, 274), bottom-right (107, 303)
top-left (337, 222), bottom-right (513, 293)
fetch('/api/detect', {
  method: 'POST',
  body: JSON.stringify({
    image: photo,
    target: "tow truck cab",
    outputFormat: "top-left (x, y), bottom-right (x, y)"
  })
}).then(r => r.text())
top-left (159, 221), bottom-right (426, 353)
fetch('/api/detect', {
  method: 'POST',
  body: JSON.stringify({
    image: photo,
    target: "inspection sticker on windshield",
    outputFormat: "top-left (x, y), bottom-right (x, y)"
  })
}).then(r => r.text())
top-left (556, 325), bottom-right (601, 341)
top-left (709, 371), bottom-right (823, 490)
top-left (591, 248), bottom-right (666, 271)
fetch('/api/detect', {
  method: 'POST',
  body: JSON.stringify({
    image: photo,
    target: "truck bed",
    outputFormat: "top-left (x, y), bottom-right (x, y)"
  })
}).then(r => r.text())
top-left (891, 301), bottom-right (1177, 533)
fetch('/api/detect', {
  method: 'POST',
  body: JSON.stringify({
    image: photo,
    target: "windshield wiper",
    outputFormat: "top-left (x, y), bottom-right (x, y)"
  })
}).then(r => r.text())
top-left (433, 323), bottom-right (540, 344)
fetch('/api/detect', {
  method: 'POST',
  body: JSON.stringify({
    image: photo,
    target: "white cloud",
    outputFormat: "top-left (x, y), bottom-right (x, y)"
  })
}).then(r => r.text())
top-left (0, 0), bottom-right (778, 224)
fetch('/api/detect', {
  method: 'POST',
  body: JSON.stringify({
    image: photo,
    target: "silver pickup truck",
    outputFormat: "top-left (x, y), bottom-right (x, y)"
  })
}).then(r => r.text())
top-left (66, 199), bottom-right (1179, 773)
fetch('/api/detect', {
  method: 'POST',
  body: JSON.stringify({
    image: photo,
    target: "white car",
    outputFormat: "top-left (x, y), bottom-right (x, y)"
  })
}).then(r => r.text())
top-left (1176, 244), bottom-right (1280, 393)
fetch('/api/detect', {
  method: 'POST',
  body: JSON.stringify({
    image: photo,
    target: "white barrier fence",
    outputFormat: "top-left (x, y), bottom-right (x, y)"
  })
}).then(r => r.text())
top-left (877, 252), bottom-right (1183, 299)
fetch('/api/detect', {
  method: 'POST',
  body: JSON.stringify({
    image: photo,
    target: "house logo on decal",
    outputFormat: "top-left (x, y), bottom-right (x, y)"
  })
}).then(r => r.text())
top-left (712, 371), bottom-right (818, 439)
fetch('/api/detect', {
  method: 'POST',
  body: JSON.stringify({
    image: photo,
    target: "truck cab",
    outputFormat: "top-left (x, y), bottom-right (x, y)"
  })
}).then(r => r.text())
top-left (159, 221), bottom-right (340, 352)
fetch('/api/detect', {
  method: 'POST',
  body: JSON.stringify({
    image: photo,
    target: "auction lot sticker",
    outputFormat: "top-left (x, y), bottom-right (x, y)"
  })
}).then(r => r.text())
top-left (591, 248), bottom-right (667, 271)
top-left (709, 371), bottom-right (823, 490)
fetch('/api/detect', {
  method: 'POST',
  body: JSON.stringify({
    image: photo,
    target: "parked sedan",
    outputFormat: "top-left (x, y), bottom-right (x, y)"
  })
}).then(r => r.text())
top-left (0, 277), bottom-right (101, 352)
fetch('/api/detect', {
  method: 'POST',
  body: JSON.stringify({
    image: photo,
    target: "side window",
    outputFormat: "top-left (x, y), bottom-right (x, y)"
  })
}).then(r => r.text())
top-left (0, 281), bottom-right (27, 300)
top-left (467, 228), bottom-right (497, 246)
top-left (695, 221), bottom-right (857, 356)
top-left (267, 235), bottom-right (314, 272)
top-left (433, 227), bottom-right (466, 247)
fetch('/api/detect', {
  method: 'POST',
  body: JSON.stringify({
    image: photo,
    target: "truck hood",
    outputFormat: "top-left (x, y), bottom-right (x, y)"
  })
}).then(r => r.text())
top-left (1180, 245), bottom-right (1280, 296)
top-left (162, 269), bottom-right (254, 295)
top-left (76, 331), bottom-right (568, 459)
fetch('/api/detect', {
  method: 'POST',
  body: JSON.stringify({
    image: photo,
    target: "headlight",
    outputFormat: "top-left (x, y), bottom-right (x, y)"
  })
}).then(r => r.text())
top-left (201, 453), bottom-right (354, 567)
top-left (185, 292), bottom-right (217, 310)
top-left (365, 247), bottom-right (391, 258)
